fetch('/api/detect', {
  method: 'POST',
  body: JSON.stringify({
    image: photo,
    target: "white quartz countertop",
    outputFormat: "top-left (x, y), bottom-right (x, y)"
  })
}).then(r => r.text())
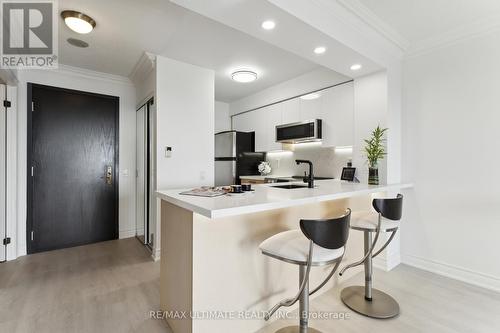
top-left (156, 180), bottom-right (413, 219)
top-left (239, 175), bottom-right (293, 181)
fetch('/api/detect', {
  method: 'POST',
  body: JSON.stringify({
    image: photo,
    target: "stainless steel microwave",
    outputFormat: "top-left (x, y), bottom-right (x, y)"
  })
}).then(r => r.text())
top-left (276, 119), bottom-right (322, 144)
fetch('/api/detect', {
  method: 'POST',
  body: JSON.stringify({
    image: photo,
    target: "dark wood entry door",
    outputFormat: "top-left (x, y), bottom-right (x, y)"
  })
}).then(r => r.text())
top-left (27, 84), bottom-right (119, 254)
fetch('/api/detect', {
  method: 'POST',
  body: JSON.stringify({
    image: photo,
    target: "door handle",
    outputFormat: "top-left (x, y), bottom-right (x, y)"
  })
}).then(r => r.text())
top-left (106, 166), bottom-right (112, 185)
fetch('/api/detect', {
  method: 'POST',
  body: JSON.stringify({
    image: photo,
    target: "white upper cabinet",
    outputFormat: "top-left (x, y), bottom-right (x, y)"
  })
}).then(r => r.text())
top-left (232, 111), bottom-right (252, 133)
top-left (252, 108), bottom-right (267, 152)
top-left (320, 82), bottom-right (354, 147)
top-left (265, 103), bottom-right (283, 151)
top-left (232, 107), bottom-right (269, 152)
top-left (281, 98), bottom-right (300, 125)
top-left (232, 82), bottom-right (354, 151)
top-left (299, 93), bottom-right (322, 121)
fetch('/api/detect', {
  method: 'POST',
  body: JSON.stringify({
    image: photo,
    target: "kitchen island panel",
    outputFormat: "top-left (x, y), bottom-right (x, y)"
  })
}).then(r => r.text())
top-left (161, 195), bottom-right (378, 333)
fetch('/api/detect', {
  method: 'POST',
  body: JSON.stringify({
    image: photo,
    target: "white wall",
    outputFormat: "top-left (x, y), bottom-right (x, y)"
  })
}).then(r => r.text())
top-left (155, 56), bottom-right (215, 190)
top-left (353, 71), bottom-right (388, 185)
top-left (15, 65), bottom-right (137, 258)
top-left (152, 56), bottom-right (214, 260)
top-left (215, 101), bottom-right (231, 133)
top-left (352, 71), bottom-right (400, 270)
top-left (402, 30), bottom-right (500, 291)
top-left (229, 67), bottom-right (350, 115)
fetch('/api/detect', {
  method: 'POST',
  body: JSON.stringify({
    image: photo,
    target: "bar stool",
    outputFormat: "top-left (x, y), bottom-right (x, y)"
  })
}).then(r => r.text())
top-left (259, 209), bottom-right (351, 333)
top-left (339, 194), bottom-right (403, 319)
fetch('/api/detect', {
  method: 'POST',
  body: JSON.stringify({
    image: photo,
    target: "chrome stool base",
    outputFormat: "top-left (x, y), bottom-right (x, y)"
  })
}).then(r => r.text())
top-left (275, 326), bottom-right (323, 333)
top-left (341, 286), bottom-right (399, 319)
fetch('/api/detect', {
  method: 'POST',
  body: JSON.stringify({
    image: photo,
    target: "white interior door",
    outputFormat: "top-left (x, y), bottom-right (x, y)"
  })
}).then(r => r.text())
top-left (0, 84), bottom-right (6, 262)
top-left (136, 106), bottom-right (146, 242)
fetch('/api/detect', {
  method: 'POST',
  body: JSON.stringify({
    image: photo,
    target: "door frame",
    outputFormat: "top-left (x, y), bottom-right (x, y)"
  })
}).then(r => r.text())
top-left (26, 83), bottom-right (120, 254)
top-left (136, 97), bottom-right (153, 248)
top-left (1, 84), bottom-right (5, 262)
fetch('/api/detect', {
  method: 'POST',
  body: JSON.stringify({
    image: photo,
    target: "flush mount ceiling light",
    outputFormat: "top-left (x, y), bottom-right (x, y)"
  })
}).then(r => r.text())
top-left (300, 92), bottom-right (321, 100)
top-left (350, 64), bottom-right (362, 71)
top-left (61, 10), bottom-right (96, 34)
top-left (231, 70), bottom-right (258, 83)
top-left (261, 20), bottom-right (276, 30)
top-left (314, 46), bottom-right (326, 55)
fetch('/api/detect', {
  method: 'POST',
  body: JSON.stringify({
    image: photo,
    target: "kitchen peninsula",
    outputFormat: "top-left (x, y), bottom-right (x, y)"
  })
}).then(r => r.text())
top-left (157, 180), bottom-right (412, 333)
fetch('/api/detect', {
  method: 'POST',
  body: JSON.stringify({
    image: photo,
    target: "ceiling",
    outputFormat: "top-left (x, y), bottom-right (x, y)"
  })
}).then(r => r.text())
top-left (58, 0), bottom-right (329, 102)
top-left (170, 0), bottom-right (382, 77)
top-left (354, 0), bottom-right (500, 46)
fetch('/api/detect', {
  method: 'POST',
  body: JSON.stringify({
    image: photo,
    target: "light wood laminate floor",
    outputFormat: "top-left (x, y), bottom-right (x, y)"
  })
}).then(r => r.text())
top-left (0, 238), bottom-right (168, 333)
top-left (1, 239), bottom-right (499, 333)
top-left (258, 264), bottom-right (500, 333)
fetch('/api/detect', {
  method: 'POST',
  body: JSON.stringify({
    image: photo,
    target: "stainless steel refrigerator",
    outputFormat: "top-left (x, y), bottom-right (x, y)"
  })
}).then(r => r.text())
top-left (215, 131), bottom-right (266, 186)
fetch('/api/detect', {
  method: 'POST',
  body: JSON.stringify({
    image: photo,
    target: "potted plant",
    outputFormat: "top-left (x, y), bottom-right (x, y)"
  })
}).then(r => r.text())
top-left (364, 125), bottom-right (388, 185)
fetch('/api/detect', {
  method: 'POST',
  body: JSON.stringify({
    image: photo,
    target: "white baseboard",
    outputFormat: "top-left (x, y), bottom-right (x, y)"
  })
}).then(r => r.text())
top-left (402, 254), bottom-right (500, 293)
top-left (151, 247), bottom-right (161, 261)
top-left (373, 251), bottom-right (401, 272)
top-left (119, 229), bottom-right (136, 239)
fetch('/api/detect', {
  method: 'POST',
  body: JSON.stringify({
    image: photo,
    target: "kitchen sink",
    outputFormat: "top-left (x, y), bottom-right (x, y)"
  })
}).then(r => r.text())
top-left (272, 184), bottom-right (309, 189)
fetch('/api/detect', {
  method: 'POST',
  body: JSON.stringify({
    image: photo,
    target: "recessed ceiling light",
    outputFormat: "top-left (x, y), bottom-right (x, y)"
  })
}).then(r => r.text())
top-left (231, 70), bottom-right (258, 83)
top-left (300, 92), bottom-right (321, 100)
top-left (61, 10), bottom-right (96, 34)
top-left (261, 20), bottom-right (276, 30)
top-left (350, 64), bottom-right (362, 71)
top-left (314, 46), bottom-right (326, 55)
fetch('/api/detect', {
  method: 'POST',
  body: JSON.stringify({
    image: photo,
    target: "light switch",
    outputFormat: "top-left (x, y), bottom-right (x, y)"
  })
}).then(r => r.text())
top-left (165, 146), bottom-right (172, 158)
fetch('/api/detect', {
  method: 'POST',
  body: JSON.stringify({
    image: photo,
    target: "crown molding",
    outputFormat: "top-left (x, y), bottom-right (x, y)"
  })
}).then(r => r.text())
top-left (336, 0), bottom-right (411, 52)
top-left (407, 13), bottom-right (500, 58)
top-left (335, 0), bottom-right (500, 59)
top-left (56, 64), bottom-right (134, 86)
top-left (129, 52), bottom-right (156, 86)
top-left (0, 68), bottom-right (19, 85)
top-left (303, 0), bottom-right (405, 65)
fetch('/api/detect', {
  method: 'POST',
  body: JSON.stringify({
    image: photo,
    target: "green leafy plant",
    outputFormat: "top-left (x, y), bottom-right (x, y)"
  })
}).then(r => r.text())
top-left (364, 126), bottom-right (388, 168)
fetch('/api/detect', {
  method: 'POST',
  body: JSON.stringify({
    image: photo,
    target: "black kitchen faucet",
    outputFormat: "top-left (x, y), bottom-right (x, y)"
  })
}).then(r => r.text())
top-left (295, 160), bottom-right (314, 188)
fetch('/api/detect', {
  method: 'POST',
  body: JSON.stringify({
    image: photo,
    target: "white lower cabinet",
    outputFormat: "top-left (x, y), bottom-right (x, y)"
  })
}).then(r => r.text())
top-left (232, 82), bottom-right (354, 151)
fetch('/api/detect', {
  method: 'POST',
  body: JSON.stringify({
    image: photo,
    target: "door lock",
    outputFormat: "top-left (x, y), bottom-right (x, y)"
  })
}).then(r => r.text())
top-left (106, 166), bottom-right (113, 185)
